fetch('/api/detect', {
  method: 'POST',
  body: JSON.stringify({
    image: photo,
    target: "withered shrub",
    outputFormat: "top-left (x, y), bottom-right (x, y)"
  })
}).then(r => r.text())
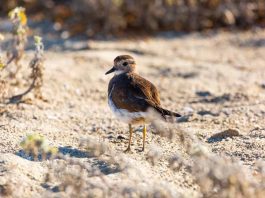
top-left (0, 0), bottom-right (264, 37)
top-left (0, 7), bottom-right (45, 103)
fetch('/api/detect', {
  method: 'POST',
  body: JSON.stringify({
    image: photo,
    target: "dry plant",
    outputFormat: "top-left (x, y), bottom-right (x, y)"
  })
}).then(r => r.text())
top-left (43, 138), bottom-right (121, 197)
top-left (0, 35), bottom-right (8, 101)
top-left (44, 154), bottom-right (109, 198)
top-left (6, 7), bottom-right (28, 77)
top-left (0, 7), bottom-right (45, 103)
top-left (0, 79), bottom-right (8, 102)
top-left (20, 134), bottom-right (58, 161)
top-left (79, 137), bottom-right (108, 157)
top-left (1, 0), bottom-right (264, 36)
top-left (146, 144), bottom-right (162, 166)
top-left (28, 36), bottom-right (45, 99)
top-left (8, 35), bottom-right (45, 103)
top-left (42, 136), bottom-right (181, 197)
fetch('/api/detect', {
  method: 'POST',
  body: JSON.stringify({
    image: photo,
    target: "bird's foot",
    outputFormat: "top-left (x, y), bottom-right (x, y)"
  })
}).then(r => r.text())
top-left (124, 147), bottom-right (132, 153)
top-left (135, 147), bottom-right (145, 152)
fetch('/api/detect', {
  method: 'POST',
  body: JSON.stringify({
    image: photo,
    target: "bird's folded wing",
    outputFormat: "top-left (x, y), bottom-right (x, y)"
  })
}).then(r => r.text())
top-left (111, 73), bottom-right (161, 113)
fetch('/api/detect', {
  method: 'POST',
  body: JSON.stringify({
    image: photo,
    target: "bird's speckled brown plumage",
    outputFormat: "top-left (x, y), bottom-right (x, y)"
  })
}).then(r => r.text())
top-left (108, 72), bottom-right (160, 112)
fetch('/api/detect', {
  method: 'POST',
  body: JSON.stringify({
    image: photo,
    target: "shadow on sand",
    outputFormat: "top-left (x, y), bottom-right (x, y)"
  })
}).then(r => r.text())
top-left (16, 145), bottom-right (121, 175)
top-left (16, 146), bottom-right (91, 161)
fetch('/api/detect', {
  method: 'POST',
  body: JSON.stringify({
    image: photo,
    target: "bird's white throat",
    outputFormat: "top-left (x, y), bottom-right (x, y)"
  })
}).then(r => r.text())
top-left (115, 70), bottom-right (125, 75)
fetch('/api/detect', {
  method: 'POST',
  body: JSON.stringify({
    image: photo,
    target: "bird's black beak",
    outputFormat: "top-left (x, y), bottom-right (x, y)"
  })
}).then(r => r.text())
top-left (105, 67), bottom-right (116, 75)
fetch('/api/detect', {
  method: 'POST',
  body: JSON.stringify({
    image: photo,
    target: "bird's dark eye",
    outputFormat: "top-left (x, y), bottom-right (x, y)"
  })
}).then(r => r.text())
top-left (123, 62), bottom-right (128, 66)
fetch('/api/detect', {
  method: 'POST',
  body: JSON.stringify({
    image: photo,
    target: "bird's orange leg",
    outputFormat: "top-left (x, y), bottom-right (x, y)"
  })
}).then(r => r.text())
top-left (124, 124), bottom-right (133, 152)
top-left (142, 124), bottom-right (147, 151)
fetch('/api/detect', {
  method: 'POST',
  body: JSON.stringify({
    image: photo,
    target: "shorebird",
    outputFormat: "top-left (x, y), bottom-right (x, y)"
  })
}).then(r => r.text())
top-left (106, 55), bottom-right (181, 152)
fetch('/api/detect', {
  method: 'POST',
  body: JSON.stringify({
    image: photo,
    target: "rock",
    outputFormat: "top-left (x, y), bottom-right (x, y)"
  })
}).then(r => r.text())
top-left (207, 129), bottom-right (240, 143)
top-left (195, 91), bottom-right (211, 97)
top-left (197, 110), bottom-right (219, 117)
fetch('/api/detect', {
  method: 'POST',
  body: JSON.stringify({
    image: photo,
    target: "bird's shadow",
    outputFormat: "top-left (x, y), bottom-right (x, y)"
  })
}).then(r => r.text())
top-left (58, 146), bottom-right (90, 158)
top-left (191, 93), bottom-right (231, 104)
top-left (237, 38), bottom-right (265, 48)
top-left (16, 146), bottom-right (90, 161)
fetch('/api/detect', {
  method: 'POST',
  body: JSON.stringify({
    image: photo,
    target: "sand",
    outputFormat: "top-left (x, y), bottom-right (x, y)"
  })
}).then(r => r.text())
top-left (0, 29), bottom-right (265, 197)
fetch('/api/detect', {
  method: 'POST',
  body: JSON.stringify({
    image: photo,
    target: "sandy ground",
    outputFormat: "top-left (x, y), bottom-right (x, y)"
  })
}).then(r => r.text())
top-left (0, 29), bottom-right (265, 197)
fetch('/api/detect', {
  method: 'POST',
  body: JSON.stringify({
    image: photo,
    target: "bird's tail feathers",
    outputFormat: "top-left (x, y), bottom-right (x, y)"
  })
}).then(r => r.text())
top-left (160, 107), bottom-right (181, 117)
top-left (154, 107), bottom-right (181, 119)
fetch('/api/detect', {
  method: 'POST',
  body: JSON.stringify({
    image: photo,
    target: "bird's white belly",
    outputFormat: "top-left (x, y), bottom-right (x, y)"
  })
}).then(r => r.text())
top-left (108, 97), bottom-right (146, 124)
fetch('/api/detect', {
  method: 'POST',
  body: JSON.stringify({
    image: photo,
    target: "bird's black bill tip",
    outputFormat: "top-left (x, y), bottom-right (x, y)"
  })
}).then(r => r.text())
top-left (175, 113), bottom-right (182, 117)
top-left (105, 67), bottom-right (116, 75)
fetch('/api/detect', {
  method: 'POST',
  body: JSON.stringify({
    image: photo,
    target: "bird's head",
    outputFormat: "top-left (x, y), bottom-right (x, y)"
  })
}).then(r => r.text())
top-left (105, 55), bottom-right (136, 75)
